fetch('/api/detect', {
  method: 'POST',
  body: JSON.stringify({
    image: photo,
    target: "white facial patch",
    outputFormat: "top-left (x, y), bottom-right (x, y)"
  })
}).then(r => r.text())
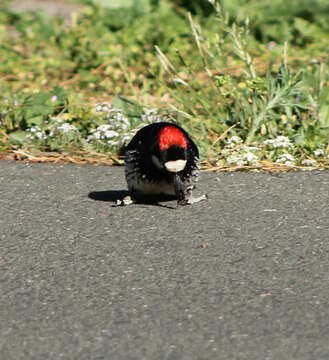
top-left (164, 159), bottom-right (187, 172)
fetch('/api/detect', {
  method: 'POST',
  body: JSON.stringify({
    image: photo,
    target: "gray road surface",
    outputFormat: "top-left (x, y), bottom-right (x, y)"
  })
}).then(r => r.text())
top-left (1, 161), bottom-right (329, 359)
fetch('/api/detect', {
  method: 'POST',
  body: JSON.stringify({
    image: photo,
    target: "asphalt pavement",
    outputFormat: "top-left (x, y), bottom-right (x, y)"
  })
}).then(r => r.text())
top-left (1, 160), bottom-right (329, 359)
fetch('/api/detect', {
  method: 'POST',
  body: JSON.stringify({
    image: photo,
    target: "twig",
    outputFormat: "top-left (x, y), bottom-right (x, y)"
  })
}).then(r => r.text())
top-left (212, 122), bottom-right (240, 146)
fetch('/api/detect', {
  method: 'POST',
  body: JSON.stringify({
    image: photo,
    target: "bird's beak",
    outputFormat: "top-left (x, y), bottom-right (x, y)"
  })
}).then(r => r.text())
top-left (164, 159), bottom-right (187, 172)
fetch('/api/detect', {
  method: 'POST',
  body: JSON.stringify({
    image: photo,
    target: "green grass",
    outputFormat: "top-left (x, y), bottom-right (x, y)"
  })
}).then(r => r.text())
top-left (0, 0), bottom-right (328, 169)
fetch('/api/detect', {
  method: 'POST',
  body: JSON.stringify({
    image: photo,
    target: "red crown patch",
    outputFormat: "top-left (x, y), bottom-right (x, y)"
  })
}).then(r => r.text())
top-left (158, 126), bottom-right (188, 152)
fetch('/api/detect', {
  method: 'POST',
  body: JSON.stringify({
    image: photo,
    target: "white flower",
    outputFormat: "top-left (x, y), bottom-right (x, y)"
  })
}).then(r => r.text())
top-left (104, 109), bottom-right (130, 130)
top-left (29, 126), bottom-right (39, 133)
top-left (276, 153), bottom-right (295, 165)
top-left (27, 126), bottom-right (47, 140)
top-left (226, 136), bottom-right (243, 147)
top-left (243, 152), bottom-right (258, 163)
top-left (141, 108), bottom-right (167, 124)
top-left (57, 123), bottom-right (78, 133)
top-left (107, 140), bottom-right (120, 146)
top-left (95, 102), bottom-right (112, 113)
top-left (92, 131), bottom-right (101, 140)
top-left (97, 124), bottom-right (111, 132)
top-left (226, 154), bottom-right (244, 165)
top-left (104, 130), bottom-right (119, 138)
top-left (122, 133), bottom-right (134, 142)
top-left (243, 145), bottom-right (260, 151)
top-left (35, 131), bottom-right (45, 140)
top-left (264, 136), bottom-right (293, 149)
top-left (87, 123), bottom-right (121, 145)
top-left (314, 149), bottom-right (324, 157)
top-left (226, 152), bottom-right (259, 166)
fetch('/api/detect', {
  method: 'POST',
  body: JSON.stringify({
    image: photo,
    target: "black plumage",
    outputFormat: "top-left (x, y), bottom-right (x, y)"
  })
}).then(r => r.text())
top-left (125, 122), bottom-right (205, 205)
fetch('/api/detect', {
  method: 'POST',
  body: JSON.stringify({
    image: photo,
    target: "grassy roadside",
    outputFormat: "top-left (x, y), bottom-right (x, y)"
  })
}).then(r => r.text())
top-left (0, 0), bottom-right (328, 170)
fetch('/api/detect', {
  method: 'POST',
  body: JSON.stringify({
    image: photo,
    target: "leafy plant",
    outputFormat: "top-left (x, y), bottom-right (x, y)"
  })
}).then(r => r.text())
top-left (0, 0), bottom-right (328, 168)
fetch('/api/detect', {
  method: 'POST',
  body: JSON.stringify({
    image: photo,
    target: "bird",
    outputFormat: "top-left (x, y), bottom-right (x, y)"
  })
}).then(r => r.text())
top-left (121, 122), bottom-right (207, 206)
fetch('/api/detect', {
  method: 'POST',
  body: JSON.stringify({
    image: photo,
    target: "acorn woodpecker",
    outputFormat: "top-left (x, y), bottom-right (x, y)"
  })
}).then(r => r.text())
top-left (122, 122), bottom-right (206, 206)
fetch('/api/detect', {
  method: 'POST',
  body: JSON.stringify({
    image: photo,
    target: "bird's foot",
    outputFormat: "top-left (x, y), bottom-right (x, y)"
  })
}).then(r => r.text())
top-left (113, 195), bottom-right (134, 207)
top-left (177, 193), bottom-right (208, 206)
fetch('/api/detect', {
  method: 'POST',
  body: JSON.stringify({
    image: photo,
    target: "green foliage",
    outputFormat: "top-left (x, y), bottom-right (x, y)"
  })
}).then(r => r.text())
top-left (222, 0), bottom-right (329, 45)
top-left (169, 0), bottom-right (214, 16)
top-left (0, 0), bottom-right (328, 168)
top-left (153, 1), bottom-right (329, 164)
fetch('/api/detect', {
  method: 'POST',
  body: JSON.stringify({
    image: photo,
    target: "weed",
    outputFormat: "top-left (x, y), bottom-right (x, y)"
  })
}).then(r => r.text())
top-left (0, 0), bottom-right (328, 169)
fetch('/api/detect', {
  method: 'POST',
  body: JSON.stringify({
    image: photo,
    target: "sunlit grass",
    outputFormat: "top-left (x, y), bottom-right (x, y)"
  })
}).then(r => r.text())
top-left (0, 0), bottom-right (328, 169)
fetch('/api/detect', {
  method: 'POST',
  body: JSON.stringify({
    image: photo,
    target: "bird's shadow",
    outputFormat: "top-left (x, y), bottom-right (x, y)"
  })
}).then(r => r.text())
top-left (88, 190), bottom-right (129, 202)
top-left (88, 189), bottom-right (178, 208)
